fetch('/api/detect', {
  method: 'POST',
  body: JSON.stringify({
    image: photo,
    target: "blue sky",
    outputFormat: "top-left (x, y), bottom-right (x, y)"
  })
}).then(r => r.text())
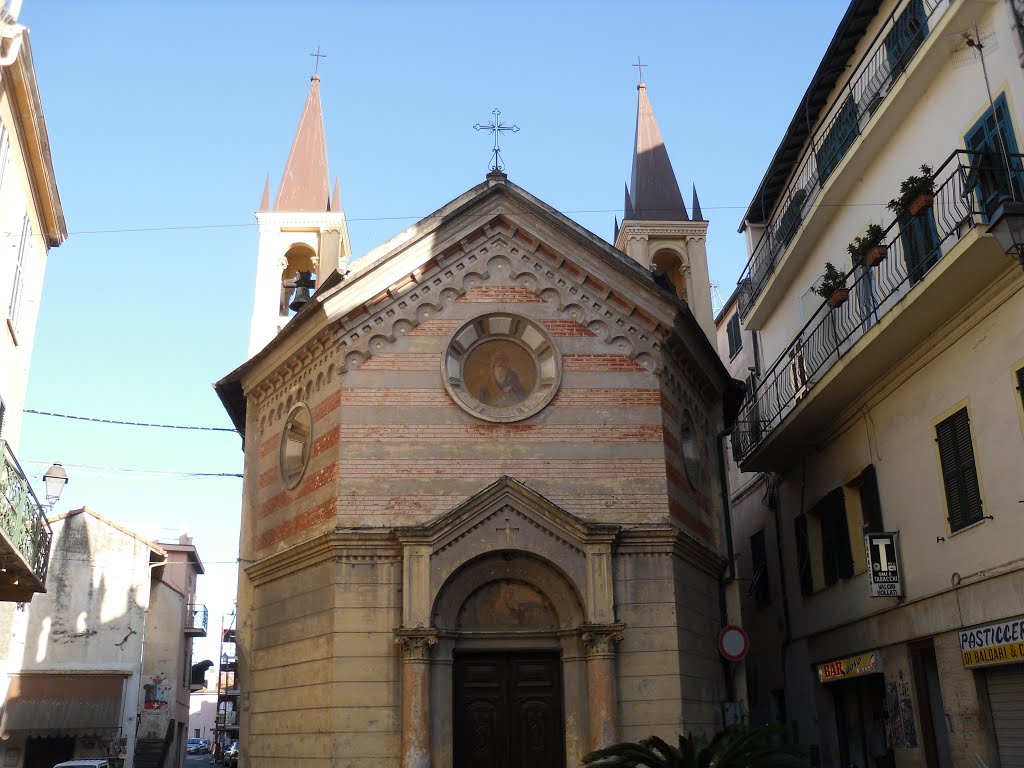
top-left (18, 0), bottom-right (847, 662)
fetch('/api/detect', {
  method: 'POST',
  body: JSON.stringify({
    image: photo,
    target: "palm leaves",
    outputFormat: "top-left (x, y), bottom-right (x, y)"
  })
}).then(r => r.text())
top-left (582, 725), bottom-right (806, 768)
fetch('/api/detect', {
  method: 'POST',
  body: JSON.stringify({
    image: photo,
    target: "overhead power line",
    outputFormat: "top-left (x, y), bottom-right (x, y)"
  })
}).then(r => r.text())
top-left (21, 459), bottom-right (241, 479)
top-left (25, 409), bottom-right (235, 433)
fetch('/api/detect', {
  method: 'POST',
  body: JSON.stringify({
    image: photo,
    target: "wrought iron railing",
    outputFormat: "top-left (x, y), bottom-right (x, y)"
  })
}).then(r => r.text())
top-left (732, 150), bottom-right (1023, 463)
top-left (216, 711), bottom-right (239, 727)
top-left (187, 603), bottom-right (209, 634)
top-left (0, 439), bottom-right (52, 587)
top-left (737, 0), bottom-right (951, 319)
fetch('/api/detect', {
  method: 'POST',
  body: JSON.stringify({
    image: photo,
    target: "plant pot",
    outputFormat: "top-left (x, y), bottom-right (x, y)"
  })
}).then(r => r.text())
top-left (865, 244), bottom-right (888, 267)
top-left (909, 192), bottom-right (934, 217)
top-left (827, 287), bottom-right (850, 308)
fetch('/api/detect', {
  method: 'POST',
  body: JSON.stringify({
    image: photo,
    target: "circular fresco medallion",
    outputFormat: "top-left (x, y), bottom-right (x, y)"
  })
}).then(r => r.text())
top-left (442, 313), bottom-right (561, 422)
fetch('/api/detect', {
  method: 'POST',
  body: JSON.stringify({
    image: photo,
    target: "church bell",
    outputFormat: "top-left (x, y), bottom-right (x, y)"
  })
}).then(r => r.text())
top-left (288, 272), bottom-right (316, 312)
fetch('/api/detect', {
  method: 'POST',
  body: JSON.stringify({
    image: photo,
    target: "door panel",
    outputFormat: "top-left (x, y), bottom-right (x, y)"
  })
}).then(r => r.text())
top-left (455, 652), bottom-right (563, 768)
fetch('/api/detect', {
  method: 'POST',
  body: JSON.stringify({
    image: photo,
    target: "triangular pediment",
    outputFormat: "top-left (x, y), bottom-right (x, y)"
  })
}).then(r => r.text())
top-left (217, 174), bottom-right (724, 434)
top-left (395, 476), bottom-right (618, 556)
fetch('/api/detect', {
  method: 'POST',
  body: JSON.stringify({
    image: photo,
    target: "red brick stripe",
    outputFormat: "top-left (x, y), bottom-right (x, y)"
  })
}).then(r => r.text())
top-left (313, 390), bottom-right (342, 419)
top-left (258, 461), bottom-right (340, 519)
top-left (338, 459), bottom-right (664, 477)
top-left (542, 320), bottom-right (596, 337)
top-left (407, 319), bottom-right (462, 336)
top-left (668, 497), bottom-right (713, 542)
top-left (336, 424), bottom-right (661, 442)
top-left (455, 286), bottom-right (544, 303)
top-left (256, 498), bottom-right (336, 552)
top-left (563, 355), bottom-right (647, 372)
top-left (333, 388), bottom-right (661, 408)
top-left (356, 353), bottom-right (440, 371)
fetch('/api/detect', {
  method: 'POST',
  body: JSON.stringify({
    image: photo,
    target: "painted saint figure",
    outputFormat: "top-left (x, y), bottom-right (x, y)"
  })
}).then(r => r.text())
top-left (478, 350), bottom-right (528, 406)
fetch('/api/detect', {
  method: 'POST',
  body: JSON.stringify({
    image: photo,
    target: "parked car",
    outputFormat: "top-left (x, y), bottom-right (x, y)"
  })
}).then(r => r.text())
top-left (200, 740), bottom-right (211, 754)
top-left (54, 761), bottom-right (111, 768)
top-left (224, 741), bottom-right (239, 768)
top-left (186, 739), bottom-right (204, 755)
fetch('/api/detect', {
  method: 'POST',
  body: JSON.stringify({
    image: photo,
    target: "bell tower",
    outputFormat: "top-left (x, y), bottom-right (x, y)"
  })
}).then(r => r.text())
top-left (614, 77), bottom-right (715, 345)
top-left (249, 71), bottom-right (352, 358)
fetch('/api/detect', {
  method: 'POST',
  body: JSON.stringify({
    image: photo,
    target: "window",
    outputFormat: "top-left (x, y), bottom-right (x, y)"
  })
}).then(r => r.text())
top-left (748, 529), bottom-right (771, 607)
top-left (814, 488), bottom-right (854, 586)
top-left (966, 93), bottom-right (1023, 216)
top-left (774, 188), bottom-right (807, 252)
top-left (727, 313), bottom-right (743, 358)
top-left (1016, 365), bottom-right (1024, 420)
top-left (935, 407), bottom-right (984, 532)
top-left (7, 214), bottom-right (29, 328)
top-left (816, 96), bottom-right (859, 184)
top-left (795, 514), bottom-right (813, 595)
top-left (898, 207), bottom-right (940, 285)
top-left (885, 0), bottom-right (928, 78)
top-left (195, 729), bottom-right (200, 739)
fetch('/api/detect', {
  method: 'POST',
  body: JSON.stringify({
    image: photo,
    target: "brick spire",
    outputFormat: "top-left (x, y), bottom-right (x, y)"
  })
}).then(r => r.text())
top-left (274, 74), bottom-right (330, 212)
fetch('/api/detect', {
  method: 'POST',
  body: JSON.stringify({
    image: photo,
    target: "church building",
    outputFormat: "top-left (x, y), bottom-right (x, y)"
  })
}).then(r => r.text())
top-left (216, 70), bottom-right (741, 768)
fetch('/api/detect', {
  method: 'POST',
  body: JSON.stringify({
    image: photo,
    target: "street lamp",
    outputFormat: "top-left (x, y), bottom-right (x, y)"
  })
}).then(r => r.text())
top-left (42, 463), bottom-right (68, 507)
top-left (986, 198), bottom-right (1024, 270)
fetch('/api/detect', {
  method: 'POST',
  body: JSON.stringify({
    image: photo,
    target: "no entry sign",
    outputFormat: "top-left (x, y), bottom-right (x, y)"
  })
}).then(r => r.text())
top-left (718, 625), bottom-right (749, 661)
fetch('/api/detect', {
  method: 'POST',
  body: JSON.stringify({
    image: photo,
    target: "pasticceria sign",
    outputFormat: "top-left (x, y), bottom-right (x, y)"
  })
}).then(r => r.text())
top-left (816, 650), bottom-right (882, 683)
top-left (959, 616), bottom-right (1024, 669)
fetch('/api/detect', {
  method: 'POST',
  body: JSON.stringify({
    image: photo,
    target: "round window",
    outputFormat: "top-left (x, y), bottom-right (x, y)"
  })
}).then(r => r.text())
top-left (279, 403), bottom-right (313, 489)
top-left (442, 313), bottom-right (561, 423)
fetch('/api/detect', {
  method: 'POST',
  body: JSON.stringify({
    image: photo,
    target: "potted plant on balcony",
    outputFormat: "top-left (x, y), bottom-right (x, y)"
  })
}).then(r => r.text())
top-left (847, 222), bottom-right (888, 267)
top-left (887, 164), bottom-right (935, 217)
top-left (813, 261), bottom-right (849, 308)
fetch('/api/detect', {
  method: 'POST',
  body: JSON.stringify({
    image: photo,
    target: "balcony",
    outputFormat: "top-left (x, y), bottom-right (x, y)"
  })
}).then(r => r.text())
top-left (0, 440), bottom-right (53, 602)
top-left (215, 711), bottom-right (239, 728)
top-left (186, 603), bottom-right (208, 636)
top-left (733, 150), bottom-right (1022, 470)
top-left (737, 0), bottom-right (993, 326)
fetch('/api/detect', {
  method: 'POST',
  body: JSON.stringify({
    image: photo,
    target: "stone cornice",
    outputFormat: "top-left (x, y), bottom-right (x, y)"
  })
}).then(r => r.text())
top-left (245, 529), bottom-right (399, 586)
top-left (617, 221), bottom-right (708, 240)
top-left (615, 525), bottom-right (726, 578)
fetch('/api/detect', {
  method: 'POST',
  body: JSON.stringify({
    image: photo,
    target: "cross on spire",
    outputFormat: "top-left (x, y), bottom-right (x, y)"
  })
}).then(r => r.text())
top-left (473, 108), bottom-right (520, 172)
top-left (310, 45), bottom-right (327, 75)
top-left (633, 56), bottom-right (647, 85)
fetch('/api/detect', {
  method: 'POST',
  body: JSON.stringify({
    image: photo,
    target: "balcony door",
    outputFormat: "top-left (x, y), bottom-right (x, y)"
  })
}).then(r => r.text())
top-left (966, 93), bottom-right (1024, 216)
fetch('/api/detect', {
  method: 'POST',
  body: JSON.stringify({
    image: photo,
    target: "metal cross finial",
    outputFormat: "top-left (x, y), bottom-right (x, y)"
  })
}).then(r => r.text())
top-left (310, 45), bottom-right (327, 75)
top-left (633, 56), bottom-right (647, 85)
top-left (473, 108), bottom-right (520, 172)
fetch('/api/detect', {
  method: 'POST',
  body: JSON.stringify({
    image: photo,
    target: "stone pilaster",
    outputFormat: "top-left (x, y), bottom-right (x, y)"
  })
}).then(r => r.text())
top-left (581, 623), bottom-right (625, 750)
top-left (396, 627), bottom-right (439, 768)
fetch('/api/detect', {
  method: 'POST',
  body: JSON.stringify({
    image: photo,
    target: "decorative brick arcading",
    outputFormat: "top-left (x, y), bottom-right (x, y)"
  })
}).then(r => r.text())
top-left (455, 286), bottom-right (544, 303)
top-left (406, 319), bottom-right (462, 336)
top-left (338, 458), bottom-right (664, 478)
top-left (336, 388), bottom-right (661, 408)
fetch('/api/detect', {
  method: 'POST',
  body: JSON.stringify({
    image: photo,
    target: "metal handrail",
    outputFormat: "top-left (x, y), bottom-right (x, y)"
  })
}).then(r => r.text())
top-left (737, 0), bottom-right (950, 319)
top-left (0, 439), bottom-right (53, 586)
top-left (187, 603), bottom-right (209, 633)
top-left (732, 150), bottom-right (1023, 463)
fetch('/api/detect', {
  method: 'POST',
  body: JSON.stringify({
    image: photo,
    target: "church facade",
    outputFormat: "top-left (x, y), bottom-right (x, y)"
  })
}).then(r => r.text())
top-left (217, 74), bottom-right (739, 768)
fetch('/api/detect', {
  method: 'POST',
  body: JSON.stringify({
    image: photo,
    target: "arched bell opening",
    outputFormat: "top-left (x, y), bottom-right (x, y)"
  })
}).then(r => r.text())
top-left (279, 243), bottom-right (318, 316)
top-left (429, 551), bottom-right (588, 768)
top-left (651, 248), bottom-right (688, 303)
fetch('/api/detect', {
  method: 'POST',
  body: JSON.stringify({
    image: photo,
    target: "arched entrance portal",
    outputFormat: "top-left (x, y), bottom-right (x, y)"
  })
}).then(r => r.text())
top-left (431, 552), bottom-right (586, 768)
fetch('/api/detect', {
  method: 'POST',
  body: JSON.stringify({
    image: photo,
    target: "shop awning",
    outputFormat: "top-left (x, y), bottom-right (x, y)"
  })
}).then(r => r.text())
top-left (0, 673), bottom-right (126, 736)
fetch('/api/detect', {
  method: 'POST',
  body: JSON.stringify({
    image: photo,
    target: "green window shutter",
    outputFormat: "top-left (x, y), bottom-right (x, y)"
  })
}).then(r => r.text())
top-left (936, 407), bottom-right (983, 532)
top-left (727, 314), bottom-right (743, 357)
top-left (795, 515), bottom-right (812, 595)
top-left (859, 465), bottom-right (884, 533)
top-left (815, 96), bottom-right (859, 184)
top-left (884, 0), bottom-right (928, 78)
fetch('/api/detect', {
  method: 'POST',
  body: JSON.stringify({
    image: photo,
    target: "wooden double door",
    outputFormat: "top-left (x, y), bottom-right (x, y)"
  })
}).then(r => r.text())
top-left (453, 651), bottom-right (565, 768)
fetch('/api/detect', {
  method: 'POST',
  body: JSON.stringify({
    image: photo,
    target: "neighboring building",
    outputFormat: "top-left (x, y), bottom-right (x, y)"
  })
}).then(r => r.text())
top-left (713, 292), bottom-right (788, 731)
top-left (0, 508), bottom-right (206, 768)
top-left (216, 73), bottom-right (741, 768)
top-left (188, 688), bottom-right (217, 744)
top-left (730, 1), bottom-right (1024, 766)
top-left (212, 620), bottom-right (238, 754)
top-left (0, 3), bottom-right (67, 604)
